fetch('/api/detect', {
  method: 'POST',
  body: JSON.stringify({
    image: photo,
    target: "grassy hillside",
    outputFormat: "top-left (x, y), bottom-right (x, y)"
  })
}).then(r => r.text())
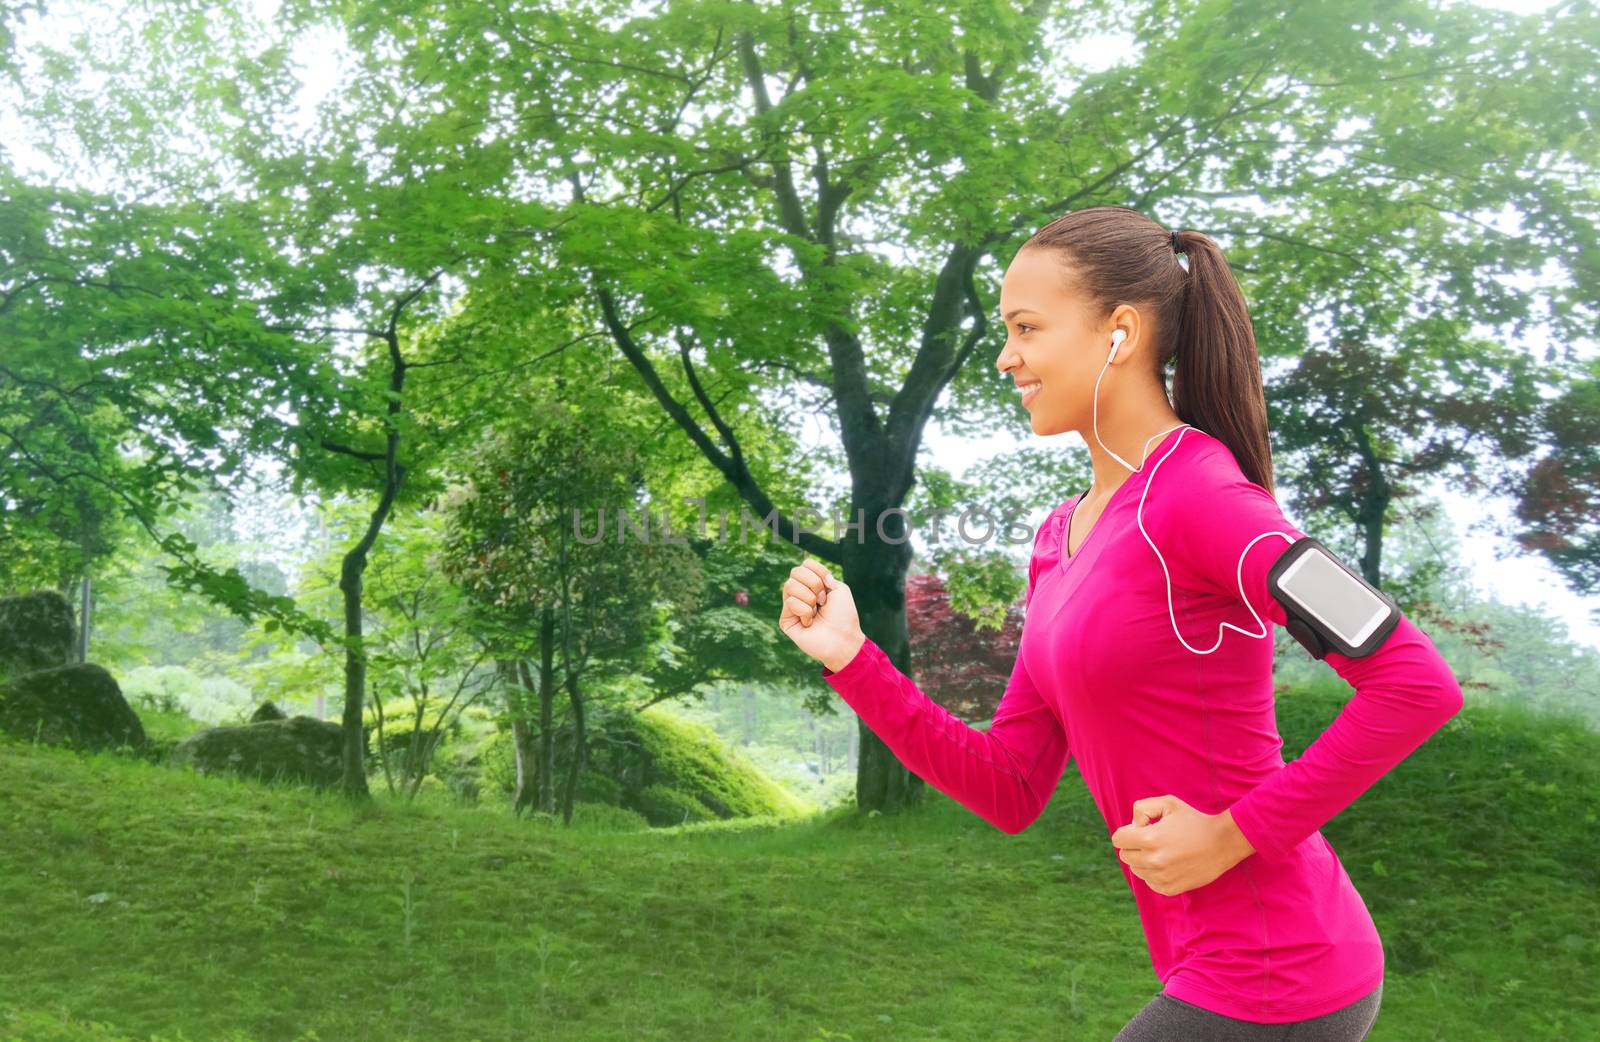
top-left (2, 688), bottom-right (1597, 1042)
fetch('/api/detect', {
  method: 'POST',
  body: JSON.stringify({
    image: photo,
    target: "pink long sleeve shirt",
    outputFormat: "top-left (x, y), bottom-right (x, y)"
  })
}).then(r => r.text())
top-left (821, 424), bottom-right (1463, 1023)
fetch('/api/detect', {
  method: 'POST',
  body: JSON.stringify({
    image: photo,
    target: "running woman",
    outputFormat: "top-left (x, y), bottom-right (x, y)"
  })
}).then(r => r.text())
top-left (778, 206), bottom-right (1462, 1040)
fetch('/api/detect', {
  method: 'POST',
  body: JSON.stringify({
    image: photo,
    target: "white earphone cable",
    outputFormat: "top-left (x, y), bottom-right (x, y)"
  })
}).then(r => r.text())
top-left (1094, 330), bottom-right (1294, 656)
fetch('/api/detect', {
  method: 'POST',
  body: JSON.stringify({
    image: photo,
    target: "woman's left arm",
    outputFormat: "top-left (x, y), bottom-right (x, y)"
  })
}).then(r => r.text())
top-left (1159, 448), bottom-right (1465, 864)
top-left (1226, 614), bottom-right (1464, 862)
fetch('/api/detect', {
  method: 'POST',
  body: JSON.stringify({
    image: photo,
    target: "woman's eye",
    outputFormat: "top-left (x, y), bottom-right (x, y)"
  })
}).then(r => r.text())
top-left (1016, 324), bottom-right (1035, 334)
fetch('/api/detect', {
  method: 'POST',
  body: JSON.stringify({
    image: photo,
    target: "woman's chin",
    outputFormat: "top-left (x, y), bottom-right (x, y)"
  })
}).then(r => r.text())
top-left (1027, 411), bottom-right (1070, 437)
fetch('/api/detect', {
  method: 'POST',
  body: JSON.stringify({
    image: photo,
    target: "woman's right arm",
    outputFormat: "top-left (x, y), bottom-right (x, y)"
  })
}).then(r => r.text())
top-left (822, 630), bottom-right (1071, 834)
top-left (815, 515), bottom-right (1073, 835)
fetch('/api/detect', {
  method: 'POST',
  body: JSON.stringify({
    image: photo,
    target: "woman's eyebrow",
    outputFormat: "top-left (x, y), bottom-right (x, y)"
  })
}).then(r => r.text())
top-left (1002, 307), bottom-right (1042, 321)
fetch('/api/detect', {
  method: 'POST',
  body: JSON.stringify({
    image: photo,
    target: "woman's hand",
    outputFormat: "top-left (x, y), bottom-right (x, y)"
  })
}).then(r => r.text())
top-left (1109, 795), bottom-right (1256, 896)
top-left (779, 558), bottom-right (865, 673)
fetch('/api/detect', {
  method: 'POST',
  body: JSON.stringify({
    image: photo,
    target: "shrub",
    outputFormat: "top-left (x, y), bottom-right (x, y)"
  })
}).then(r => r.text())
top-left (635, 783), bottom-right (716, 826)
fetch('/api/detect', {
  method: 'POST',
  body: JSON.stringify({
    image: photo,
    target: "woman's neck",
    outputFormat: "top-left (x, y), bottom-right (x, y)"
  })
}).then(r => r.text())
top-left (1081, 406), bottom-right (1186, 498)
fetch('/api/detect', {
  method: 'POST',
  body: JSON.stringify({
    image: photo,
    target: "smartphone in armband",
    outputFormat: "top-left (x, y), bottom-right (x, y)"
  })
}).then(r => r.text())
top-left (1266, 536), bottom-right (1402, 660)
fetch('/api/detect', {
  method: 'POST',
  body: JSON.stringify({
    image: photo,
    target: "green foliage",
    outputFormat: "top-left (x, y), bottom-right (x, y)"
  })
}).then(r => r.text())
top-left (0, 166), bottom-right (349, 645)
top-left (362, 693), bottom-right (464, 737)
top-left (635, 783), bottom-right (716, 826)
top-left (121, 665), bottom-right (254, 726)
top-left (157, 532), bottom-right (334, 646)
top-left (435, 393), bottom-right (699, 669)
top-left (430, 388), bottom-right (809, 809)
top-left (573, 770), bottom-right (622, 805)
top-left (468, 726), bottom-right (517, 797)
top-left (364, 687), bottom-right (477, 792)
top-left (925, 546), bottom-right (1028, 632)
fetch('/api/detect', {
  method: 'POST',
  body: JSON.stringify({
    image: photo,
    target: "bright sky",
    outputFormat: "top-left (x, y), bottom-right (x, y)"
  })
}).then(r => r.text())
top-left (4, 0), bottom-right (1594, 651)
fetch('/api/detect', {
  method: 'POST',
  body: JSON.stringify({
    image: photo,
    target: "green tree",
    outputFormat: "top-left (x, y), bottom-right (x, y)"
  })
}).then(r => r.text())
top-left (267, 0), bottom-right (1589, 814)
top-left (358, 509), bottom-right (494, 799)
top-left (9, 0), bottom-right (1595, 817)
top-left (1513, 359), bottom-right (1600, 601)
top-left (438, 391), bottom-right (700, 820)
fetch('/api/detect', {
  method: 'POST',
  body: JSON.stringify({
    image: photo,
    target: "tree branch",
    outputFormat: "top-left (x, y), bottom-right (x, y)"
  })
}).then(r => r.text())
top-left (594, 283), bottom-right (841, 561)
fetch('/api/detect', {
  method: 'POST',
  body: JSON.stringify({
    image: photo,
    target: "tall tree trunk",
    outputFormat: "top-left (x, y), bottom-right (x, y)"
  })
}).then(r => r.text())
top-left (76, 574), bottom-right (90, 664)
top-left (337, 474), bottom-right (403, 800)
top-left (536, 607), bottom-right (557, 815)
top-left (841, 536), bottom-right (924, 813)
top-left (336, 328), bottom-right (409, 800)
top-left (507, 606), bottom-right (560, 816)
top-left (1350, 417), bottom-right (1393, 586)
top-left (504, 658), bottom-right (536, 815)
top-left (337, 547), bottom-right (376, 800)
top-left (560, 670), bottom-right (586, 825)
top-left (556, 508), bottom-right (585, 825)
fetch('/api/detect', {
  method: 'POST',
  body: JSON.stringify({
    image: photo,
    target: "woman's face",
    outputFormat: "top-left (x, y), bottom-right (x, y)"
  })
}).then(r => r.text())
top-left (995, 246), bottom-right (1135, 437)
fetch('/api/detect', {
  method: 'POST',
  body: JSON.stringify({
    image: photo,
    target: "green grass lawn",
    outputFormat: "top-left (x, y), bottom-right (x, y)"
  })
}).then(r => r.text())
top-left (2, 688), bottom-right (1597, 1042)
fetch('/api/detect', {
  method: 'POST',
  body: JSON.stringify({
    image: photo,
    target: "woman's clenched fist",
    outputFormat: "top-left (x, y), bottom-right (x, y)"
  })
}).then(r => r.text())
top-left (779, 558), bottom-right (866, 673)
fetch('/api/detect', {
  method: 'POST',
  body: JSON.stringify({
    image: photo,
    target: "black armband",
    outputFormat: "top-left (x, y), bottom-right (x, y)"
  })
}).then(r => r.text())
top-left (1266, 537), bottom-right (1402, 659)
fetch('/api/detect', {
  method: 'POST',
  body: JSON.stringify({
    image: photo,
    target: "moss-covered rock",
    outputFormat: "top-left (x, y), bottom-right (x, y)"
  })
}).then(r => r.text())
top-left (249, 700), bottom-right (287, 722)
top-left (0, 662), bottom-right (146, 752)
top-left (168, 715), bottom-right (349, 788)
top-left (0, 590), bottom-right (74, 682)
top-left (621, 707), bottom-right (809, 822)
top-left (452, 704), bottom-right (808, 825)
top-left (520, 705), bottom-right (809, 826)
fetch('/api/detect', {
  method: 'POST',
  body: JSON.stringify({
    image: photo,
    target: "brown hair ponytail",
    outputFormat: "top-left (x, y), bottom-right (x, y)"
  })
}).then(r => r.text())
top-left (1023, 206), bottom-right (1275, 494)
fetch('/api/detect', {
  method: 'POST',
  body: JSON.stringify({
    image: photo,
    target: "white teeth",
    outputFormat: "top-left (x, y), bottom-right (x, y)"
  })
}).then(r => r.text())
top-left (1018, 382), bottom-right (1041, 392)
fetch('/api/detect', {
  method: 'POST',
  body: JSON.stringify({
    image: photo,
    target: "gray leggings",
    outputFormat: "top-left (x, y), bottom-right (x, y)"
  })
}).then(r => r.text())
top-left (1113, 980), bottom-right (1382, 1042)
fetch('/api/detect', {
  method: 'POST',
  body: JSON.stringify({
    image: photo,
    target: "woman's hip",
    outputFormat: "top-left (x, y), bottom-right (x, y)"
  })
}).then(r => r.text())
top-left (1112, 979), bottom-right (1383, 1042)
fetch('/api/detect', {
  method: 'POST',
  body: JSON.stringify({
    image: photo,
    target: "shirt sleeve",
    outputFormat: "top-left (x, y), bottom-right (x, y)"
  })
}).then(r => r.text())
top-left (1155, 443), bottom-right (1465, 862)
top-left (819, 513), bottom-right (1073, 835)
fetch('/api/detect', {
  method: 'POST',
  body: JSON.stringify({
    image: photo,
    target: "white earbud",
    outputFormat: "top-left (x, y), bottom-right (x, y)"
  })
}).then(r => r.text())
top-left (1093, 326), bottom-right (1180, 475)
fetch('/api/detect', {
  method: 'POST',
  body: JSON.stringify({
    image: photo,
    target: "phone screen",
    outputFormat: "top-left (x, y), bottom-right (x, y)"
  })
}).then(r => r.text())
top-left (1275, 547), bottom-right (1390, 647)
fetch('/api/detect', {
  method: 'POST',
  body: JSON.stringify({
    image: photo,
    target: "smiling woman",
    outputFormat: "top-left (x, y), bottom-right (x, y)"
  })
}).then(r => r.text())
top-left (994, 207), bottom-right (1268, 502)
top-left (783, 205), bottom-right (1465, 1042)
